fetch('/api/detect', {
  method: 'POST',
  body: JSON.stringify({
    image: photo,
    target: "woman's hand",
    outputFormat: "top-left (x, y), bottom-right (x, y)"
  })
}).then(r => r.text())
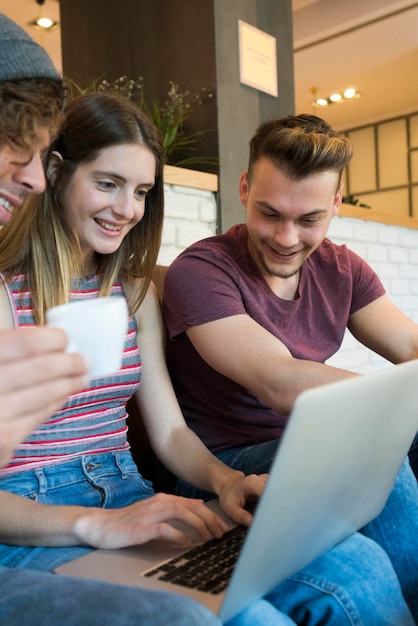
top-left (73, 492), bottom-right (229, 549)
top-left (217, 472), bottom-right (269, 527)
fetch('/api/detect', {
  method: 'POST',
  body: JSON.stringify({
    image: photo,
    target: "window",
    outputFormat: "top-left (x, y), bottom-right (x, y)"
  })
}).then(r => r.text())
top-left (343, 112), bottom-right (418, 218)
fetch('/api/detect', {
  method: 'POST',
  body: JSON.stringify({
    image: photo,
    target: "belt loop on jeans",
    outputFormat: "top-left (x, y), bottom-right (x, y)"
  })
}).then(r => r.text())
top-left (34, 467), bottom-right (47, 496)
top-left (114, 451), bottom-right (131, 478)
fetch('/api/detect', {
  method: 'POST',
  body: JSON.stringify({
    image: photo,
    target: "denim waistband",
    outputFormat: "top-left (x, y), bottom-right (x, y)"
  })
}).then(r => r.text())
top-left (0, 450), bottom-right (145, 497)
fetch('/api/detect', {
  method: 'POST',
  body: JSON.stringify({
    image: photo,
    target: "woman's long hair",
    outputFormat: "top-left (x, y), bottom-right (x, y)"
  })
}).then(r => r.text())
top-left (0, 92), bottom-right (165, 323)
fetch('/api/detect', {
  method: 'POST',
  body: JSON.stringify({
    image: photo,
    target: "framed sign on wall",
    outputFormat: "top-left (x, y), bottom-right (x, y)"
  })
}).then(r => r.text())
top-left (238, 19), bottom-right (278, 97)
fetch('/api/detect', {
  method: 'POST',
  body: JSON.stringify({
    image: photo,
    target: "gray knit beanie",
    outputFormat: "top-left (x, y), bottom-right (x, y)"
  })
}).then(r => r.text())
top-left (0, 12), bottom-right (61, 82)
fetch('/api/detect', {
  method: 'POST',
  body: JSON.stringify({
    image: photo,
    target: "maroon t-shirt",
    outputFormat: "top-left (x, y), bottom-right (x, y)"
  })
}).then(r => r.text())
top-left (163, 224), bottom-right (385, 453)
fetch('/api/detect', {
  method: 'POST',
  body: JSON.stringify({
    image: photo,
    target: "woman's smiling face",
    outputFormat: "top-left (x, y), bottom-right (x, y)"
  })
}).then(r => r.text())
top-left (59, 143), bottom-right (156, 267)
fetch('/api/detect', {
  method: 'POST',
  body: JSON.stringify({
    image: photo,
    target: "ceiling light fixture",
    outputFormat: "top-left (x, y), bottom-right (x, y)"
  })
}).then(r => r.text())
top-left (28, 0), bottom-right (59, 32)
top-left (310, 86), bottom-right (362, 108)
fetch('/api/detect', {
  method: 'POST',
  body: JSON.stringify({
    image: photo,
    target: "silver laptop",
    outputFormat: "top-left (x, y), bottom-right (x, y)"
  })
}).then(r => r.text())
top-left (56, 360), bottom-right (418, 623)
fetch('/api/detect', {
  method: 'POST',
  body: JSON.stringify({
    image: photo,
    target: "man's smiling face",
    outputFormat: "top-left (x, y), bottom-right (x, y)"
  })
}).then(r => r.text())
top-left (0, 127), bottom-right (50, 225)
top-left (239, 157), bottom-right (342, 281)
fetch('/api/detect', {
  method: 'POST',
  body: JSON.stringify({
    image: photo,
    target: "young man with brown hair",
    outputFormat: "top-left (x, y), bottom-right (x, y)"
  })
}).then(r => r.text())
top-left (164, 113), bottom-right (418, 624)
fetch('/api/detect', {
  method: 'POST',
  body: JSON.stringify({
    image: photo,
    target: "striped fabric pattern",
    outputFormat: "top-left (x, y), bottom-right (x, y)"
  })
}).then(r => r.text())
top-left (0, 272), bottom-right (142, 475)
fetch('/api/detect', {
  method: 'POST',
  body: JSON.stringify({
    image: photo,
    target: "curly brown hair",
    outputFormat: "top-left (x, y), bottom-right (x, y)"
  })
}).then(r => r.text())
top-left (0, 76), bottom-right (66, 152)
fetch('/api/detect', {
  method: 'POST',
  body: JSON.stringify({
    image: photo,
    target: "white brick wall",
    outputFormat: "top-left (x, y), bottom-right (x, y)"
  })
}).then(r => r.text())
top-left (158, 183), bottom-right (218, 266)
top-left (327, 214), bottom-right (418, 373)
top-left (158, 183), bottom-right (418, 375)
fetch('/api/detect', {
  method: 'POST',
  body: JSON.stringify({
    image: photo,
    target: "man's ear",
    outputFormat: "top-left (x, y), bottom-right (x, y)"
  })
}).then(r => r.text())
top-left (46, 151), bottom-right (64, 186)
top-left (239, 171), bottom-right (249, 207)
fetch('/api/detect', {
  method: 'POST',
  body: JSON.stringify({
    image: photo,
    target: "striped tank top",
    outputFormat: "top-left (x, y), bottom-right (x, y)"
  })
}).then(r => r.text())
top-left (0, 271), bottom-right (142, 475)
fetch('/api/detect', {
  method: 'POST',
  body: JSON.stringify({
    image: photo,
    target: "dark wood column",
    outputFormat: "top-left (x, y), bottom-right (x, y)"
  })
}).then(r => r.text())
top-left (213, 0), bottom-right (294, 230)
top-left (59, 0), bottom-right (294, 232)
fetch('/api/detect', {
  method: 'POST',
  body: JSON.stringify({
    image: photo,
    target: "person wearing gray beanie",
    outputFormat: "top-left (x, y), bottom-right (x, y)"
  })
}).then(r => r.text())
top-left (0, 9), bottom-right (69, 409)
top-left (0, 12), bottom-right (66, 173)
top-left (0, 12), bottom-right (61, 82)
top-left (0, 13), bottom-right (226, 626)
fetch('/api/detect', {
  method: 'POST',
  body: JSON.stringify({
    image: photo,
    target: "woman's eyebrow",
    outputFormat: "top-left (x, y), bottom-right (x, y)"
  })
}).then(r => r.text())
top-left (92, 170), bottom-right (155, 188)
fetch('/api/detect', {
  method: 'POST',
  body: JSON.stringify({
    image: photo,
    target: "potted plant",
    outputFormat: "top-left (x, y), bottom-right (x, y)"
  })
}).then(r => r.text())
top-left (68, 76), bottom-right (218, 170)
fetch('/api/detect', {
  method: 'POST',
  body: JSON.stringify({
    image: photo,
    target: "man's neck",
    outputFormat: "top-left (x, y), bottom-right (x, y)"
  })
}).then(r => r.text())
top-left (264, 272), bottom-right (300, 301)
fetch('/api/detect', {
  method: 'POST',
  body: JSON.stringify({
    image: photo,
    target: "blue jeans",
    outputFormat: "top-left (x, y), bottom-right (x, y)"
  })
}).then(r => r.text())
top-left (0, 451), bottom-right (294, 626)
top-left (0, 451), bottom-right (155, 570)
top-left (177, 440), bottom-right (418, 625)
top-left (14, 446), bottom-right (408, 626)
top-left (0, 565), bottom-right (222, 626)
top-left (0, 451), bottom-right (414, 626)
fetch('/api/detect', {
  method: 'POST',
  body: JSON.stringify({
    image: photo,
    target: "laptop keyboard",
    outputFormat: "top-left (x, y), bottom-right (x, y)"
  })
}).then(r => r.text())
top-left (144, 524), bottom-right (247, 594)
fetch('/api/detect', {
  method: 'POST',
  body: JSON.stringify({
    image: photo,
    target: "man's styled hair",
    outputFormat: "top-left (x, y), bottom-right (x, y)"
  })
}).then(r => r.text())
top-left (248, 114), bottom-right (353, 183)
top-left (0, 13), bottom-right (66, 151)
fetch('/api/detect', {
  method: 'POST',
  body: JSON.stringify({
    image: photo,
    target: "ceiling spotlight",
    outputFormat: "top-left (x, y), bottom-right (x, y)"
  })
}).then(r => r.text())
top-left (310, 87), bottom-right (362, 108)
top-left (28, 0), bottom-right (59, 32)
top-left (344, 88), bottom-right (357, 99)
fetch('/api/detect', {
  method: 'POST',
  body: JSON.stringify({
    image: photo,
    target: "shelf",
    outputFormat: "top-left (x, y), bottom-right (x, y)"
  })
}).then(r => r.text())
top-left (164, 165), bottom-right (218, 192)
top-left (340, 203), bottom-right (418, 230)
